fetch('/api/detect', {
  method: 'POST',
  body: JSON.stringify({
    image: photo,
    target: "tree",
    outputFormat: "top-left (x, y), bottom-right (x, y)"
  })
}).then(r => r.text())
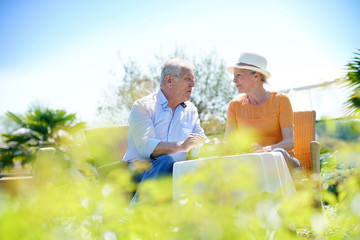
top-left (97, 49), bottom-right (237, 134)
top-left (191, 52), bottom-right (237, 134)
top-left (342, 49), bottom-right (360, 116)
top-left (97, 60), bottom-right (158, 125)
top-left (0, 105), bottom-right (87, 171)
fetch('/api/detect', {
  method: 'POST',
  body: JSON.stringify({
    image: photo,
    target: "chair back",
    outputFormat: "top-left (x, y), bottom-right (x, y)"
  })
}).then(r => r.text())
top-left (84, 126), bottom-right (129, 167)
top-left (293, 111), bottom-right (316, 171)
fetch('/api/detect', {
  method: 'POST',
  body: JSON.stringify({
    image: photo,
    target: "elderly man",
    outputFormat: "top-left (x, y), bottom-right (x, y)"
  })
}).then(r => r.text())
top-left (123, 58), bottom-right (208, 204)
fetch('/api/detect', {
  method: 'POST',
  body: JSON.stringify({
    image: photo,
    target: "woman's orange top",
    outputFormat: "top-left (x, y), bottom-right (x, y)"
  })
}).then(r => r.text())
top-left (226, 92), bottom-right (294, 151)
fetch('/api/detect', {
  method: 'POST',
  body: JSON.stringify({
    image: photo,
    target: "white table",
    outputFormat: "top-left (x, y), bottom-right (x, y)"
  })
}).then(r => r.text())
top-left (173, 152), bottom-right (296, 202)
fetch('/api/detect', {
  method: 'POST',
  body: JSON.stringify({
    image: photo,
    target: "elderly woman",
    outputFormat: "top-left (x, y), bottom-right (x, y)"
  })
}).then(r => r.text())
top-left (224, 52), bottom-right (301, 170)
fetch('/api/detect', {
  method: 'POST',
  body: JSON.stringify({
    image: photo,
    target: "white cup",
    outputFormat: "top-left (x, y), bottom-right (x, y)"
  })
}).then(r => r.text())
top-left (190, 144), bottom-right (202, 158)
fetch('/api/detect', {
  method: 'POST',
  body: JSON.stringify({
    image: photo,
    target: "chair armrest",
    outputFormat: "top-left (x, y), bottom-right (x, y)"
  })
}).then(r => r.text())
top-left (310, 141), bottom-right (321, 174)
top-left (97, 161), bottom-right (128, 180)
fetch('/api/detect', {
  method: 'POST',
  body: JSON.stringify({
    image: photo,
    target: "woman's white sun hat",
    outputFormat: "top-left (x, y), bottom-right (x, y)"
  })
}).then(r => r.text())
top-left (227, 52), bottom-right (271, 79)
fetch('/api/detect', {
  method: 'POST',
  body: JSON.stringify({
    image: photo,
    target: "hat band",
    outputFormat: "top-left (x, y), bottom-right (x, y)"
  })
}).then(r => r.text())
top-left (236, 62), bottom-right (261, 69)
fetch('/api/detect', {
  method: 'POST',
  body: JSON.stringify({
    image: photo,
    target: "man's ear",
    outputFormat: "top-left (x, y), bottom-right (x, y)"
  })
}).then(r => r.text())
top-left (165, 75), bottom-right (173, 88)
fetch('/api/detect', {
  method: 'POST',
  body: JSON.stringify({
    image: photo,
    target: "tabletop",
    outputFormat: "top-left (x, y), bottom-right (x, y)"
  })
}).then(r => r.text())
top-left (173, 152), bottom-right (296, 203)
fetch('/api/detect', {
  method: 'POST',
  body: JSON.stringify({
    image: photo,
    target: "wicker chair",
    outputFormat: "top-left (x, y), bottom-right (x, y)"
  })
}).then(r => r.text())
top-left (84, 126), bottom-right (130, 179)
top-left (293, 110), bottom-right (321, 173)
top-left (294, 111), bottom-right (323, 209)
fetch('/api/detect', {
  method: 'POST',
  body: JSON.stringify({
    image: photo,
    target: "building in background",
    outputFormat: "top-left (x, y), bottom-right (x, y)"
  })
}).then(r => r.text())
top-left (279, 81), bottom-right (350, 120)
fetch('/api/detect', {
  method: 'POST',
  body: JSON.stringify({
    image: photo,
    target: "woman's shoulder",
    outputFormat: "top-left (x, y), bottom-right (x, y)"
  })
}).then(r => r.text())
top-left (271, 92), bottom-right (290, 101)
top-left (272, 91), bottom-right (285, 97)
top-left (270, 92), bottom-right (293, 110)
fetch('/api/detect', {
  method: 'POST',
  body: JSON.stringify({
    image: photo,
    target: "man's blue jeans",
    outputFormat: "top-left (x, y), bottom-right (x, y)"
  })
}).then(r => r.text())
top-left (129, 155), bottom-right (175, 206)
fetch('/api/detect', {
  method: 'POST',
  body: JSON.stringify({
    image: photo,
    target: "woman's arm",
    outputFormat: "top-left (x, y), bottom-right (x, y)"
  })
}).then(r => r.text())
top-left (251, 126), bottom-right (294, 152)
top-left (223, 124), bottom-right (236, 142)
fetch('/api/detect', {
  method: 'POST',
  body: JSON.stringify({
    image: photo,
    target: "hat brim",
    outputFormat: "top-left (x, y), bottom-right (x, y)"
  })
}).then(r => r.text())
top-left (227, 66), bottom-right (271, 79)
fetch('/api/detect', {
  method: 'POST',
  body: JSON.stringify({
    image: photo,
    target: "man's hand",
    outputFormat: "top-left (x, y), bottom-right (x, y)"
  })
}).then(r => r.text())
top-left (150, 134), bottom-right (207, 158)
top-left (180, 133), bottom-right (208, 152)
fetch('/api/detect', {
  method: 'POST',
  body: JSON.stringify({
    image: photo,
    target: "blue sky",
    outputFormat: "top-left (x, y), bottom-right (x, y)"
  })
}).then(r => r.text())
top-left (1, 0), bottom-right (359, 124)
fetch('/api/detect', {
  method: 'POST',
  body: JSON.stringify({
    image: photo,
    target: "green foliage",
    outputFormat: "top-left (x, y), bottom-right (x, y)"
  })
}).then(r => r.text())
top-left (0, 140), bottom-right (359, 239)
top-left (316, 118), bottom-right (360, 154)
top-left (317, 118), bottom-right (360, 142)
top-left (0, 105), bottom-right (87, 171)
top-left (0, 127), bottom-right (359, 239)
top-left (318, 116), bottom-right (360, 209)
top-left (340, 49), bottom-right (360, 116)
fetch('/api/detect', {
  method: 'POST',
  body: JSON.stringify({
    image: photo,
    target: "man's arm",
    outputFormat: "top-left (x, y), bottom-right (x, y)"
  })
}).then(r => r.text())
top-left (150, 133), bottom-right (207, 158)
top-left (129, 101), bottom-right (161, 159)
top-left (129, 100), bottom-right (208, 159)
top-left (192, 115), bottom-right (208, 140)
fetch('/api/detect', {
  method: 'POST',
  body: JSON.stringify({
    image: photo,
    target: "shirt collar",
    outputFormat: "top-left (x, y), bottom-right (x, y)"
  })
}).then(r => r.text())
top-left (157, 89), bottom-right (187, 109)
top-left (180, 102), bottom-right (187, 108)
top-left (158, 89), bottom-right (169, 109)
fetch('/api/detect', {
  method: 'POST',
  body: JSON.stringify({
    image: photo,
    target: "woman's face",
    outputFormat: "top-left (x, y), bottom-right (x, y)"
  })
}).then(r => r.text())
top-left (233, 69), bottom-right (259, 93)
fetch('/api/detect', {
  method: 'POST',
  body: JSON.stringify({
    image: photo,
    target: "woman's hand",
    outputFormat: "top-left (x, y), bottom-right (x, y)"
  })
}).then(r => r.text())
top-left (208, 138), bottom-right (221, 144)
top-left (250, 143), bottom-right (271, 153)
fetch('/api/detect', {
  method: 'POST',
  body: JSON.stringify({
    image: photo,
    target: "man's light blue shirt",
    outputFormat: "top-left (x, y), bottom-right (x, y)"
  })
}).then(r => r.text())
top-left (123, 90), bottom-right (206, 162)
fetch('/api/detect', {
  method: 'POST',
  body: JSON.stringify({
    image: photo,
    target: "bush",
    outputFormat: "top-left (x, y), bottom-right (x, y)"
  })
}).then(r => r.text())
top-left (0, 136), bottom-right (359, 239)
top-left (0, 105), bottom-right (86, 172)
top-left (316, 118), bottom-right (360, 154)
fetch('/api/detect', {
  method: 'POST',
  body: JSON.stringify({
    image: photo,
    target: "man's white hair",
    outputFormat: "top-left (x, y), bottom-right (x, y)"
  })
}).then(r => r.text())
top-left (160, 58), bottom-right (195, 88)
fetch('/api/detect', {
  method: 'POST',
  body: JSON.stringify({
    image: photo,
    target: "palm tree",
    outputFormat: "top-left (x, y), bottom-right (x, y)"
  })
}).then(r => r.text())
top-left (0, 105), bottom-right (87, 171)
top-left (342, 49), bottom-right (360, 116)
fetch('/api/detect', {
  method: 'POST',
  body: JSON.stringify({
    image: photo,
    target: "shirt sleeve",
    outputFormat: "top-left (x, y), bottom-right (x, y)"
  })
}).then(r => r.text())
top-left (279, 94), bottom-right (294, 128)
top-left (191, 109), bottom-right (208, 141)
top-left (128, 100), bottom-right (161, 159)
top-left (226, 101), bottom-right (237, 127)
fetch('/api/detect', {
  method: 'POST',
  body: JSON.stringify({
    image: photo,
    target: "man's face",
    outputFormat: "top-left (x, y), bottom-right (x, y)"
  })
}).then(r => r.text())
top-left (233, 69), bottom-right (258, 93)
top-left (172, 67), bottom-right (195, 102)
